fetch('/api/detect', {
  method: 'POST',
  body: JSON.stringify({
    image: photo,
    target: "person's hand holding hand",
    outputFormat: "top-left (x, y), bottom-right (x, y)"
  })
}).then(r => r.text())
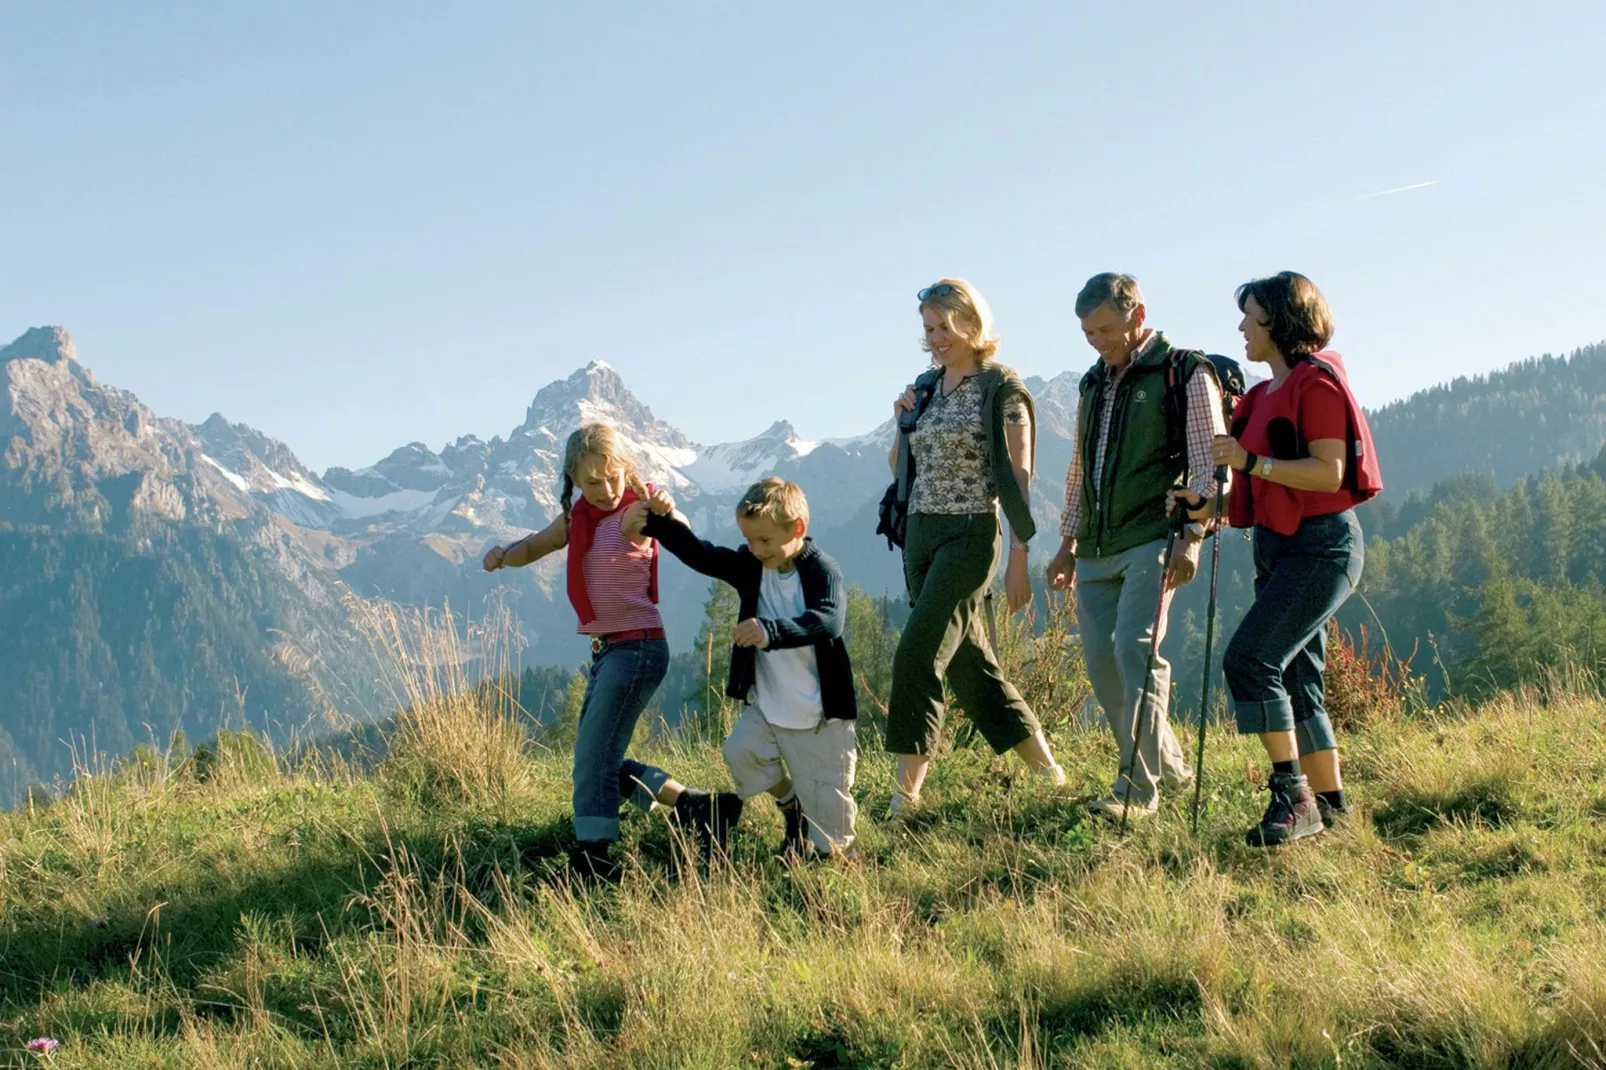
top-left (733, 618), bottom-right (769, 649)
top-left (619, 500), bottom-right (651, 539)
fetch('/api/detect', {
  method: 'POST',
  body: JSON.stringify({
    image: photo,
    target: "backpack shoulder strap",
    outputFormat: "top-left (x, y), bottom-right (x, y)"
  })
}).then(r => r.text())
top-left (1162, 348), bottom-right (1211, 457)
top-left (895, 368), bottom-right (943, 503)
top-left (912, 367), bottom-right (942, 412)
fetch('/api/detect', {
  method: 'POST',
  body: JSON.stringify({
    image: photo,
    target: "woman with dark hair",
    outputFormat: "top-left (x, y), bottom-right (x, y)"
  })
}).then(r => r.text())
top-left (1177, 271), bottom-right (1382, 846)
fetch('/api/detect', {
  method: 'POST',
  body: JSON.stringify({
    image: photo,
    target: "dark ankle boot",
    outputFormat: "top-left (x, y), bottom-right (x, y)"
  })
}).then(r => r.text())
top-left (568, 839), bottom-right (621, 883)
top-left (672, 790), bottom-right (743, 857)
top-left (1246, 772), bottom-right (1324, 847)
top-left (780, 798), bottom-right (810, 857)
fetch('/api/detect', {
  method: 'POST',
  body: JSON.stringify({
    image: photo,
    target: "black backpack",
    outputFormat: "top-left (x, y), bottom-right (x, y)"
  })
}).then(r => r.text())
top-left (875, 371), bottom-right (939, 551)
top-left (1164, 349), bottom-right (1246, 476)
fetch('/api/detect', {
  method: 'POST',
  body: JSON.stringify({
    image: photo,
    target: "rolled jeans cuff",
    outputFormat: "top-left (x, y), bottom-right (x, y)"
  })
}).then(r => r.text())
top-left (573, 816), bottom-right (622, 842)
top-left (1294, 713), bottom-right (1338, 756)
top-left (1232, 695), bottom-right (1296, 735)
top-left (619, 758), bottom-right (670, 812)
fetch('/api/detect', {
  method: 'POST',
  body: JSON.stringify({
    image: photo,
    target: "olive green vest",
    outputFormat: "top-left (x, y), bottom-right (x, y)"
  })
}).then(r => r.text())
top-left (912, 363), bottom-right (1038, 543)
top-left (1074, 335), bottom-right (1190, 558)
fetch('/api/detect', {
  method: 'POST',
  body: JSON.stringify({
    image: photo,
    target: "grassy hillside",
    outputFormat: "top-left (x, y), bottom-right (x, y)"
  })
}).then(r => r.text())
top-left (2, 676), bottom-right (1604, 1068)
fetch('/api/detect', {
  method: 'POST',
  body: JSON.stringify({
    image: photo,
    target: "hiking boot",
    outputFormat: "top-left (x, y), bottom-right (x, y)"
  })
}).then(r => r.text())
top-left (1163, 769), bottom-right (1196, 795)
top-left (1246, 772), bottom-right (1324, 847)
top-left (709, 792), bottom-right (743, 850)
top-left (568, 840), bottom-right (621, 884)
top-left (1034, 762), bottom-right (1068, 787)
top-left (671, 790), bottom-right (743, 856)
top-left (885, 791), bottom-right (920, 821)
top-left (1316, 794), bottom-right (1354, 829)
top-left (779, 798), bottom-right (810, 857)
top-left (1087, 795), bottom-right (1157, 822)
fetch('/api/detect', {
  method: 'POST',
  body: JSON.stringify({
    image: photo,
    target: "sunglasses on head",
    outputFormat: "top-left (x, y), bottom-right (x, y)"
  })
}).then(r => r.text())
top-left (917, 283), bottom-right (956, 301)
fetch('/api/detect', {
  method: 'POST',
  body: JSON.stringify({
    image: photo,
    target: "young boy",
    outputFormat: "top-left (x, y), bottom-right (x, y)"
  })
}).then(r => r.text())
top-left (641, 477), bottom-right (858, 858)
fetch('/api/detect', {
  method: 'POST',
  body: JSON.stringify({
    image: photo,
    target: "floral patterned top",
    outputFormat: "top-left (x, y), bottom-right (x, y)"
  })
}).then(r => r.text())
top-left (908, 373), bottom-right (1030, 516)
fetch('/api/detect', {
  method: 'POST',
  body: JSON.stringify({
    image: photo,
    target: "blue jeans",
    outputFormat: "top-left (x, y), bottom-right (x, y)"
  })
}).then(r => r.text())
top-left (573, 638), bottom-right (672, 842)
top-left (1224, 510), bottom-right (1364, 755)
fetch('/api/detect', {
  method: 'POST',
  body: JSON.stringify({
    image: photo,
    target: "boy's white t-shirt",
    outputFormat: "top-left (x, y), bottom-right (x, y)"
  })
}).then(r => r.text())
top-left (752, 566), bottom-right (825, 730)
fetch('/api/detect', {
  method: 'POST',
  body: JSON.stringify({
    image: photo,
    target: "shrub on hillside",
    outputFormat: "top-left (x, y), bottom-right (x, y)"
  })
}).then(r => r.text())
top-left (1325, 625), bottom-right (1423, 730)
top-left (988, 591), bottom-right (1092, 734)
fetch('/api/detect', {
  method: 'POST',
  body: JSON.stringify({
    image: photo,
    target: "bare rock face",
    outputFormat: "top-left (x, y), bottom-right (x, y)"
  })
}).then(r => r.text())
top-left (0, 328), bottom-right (386, 804)
top-left (0, 327), bottom-right (356, 590)
top-left (2, 327), bottom-right (210, 529)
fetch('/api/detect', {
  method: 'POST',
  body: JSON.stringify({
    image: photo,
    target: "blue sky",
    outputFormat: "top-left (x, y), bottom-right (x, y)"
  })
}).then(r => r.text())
top-left (3, 2), bottom-right (1603, 471)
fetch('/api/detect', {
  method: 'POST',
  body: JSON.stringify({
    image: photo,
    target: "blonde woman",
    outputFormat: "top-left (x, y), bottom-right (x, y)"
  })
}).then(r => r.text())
top-left (883, 278), bottom-right (1064, 816)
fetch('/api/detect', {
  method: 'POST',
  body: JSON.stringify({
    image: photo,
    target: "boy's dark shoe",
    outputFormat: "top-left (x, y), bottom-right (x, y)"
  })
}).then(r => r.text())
top-left (1316, 794), bottom-right (1353, 829)
top-left (709, 792), bottom-right (743, 851)
top-left (568, 840), bottom-right (622, 884)
top-left (779, 799), bottom-right (810, 858)
top-left (671, 790), bottom-right (744, 857)
top-left (1246, 772), bottom-right (1324, 848)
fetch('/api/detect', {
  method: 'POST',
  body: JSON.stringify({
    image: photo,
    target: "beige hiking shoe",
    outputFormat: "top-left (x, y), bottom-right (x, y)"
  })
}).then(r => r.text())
top-left (885, 791), bottom-right (921, 820)
top-left (1086, 795), bottom-right (1158, 822)
top-left (1035, 762), bottom-right (1068, 787)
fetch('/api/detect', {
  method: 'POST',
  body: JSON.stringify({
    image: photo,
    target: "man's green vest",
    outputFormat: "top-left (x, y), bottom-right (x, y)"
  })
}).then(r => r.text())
top-left (1074, 334), bottom-right (1192, 558)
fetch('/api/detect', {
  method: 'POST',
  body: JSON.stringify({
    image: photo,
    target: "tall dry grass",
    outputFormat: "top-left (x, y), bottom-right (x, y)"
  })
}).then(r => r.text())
top-left (7, 590), bottom-right (1606, 1066)
top-left (344, 593), bottom-right (537, 810)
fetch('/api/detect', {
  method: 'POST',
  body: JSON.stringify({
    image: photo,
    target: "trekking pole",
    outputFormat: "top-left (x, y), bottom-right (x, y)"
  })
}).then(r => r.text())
top-left (1191, 466), bottom-right (1231, 835)
top-left (1119, 500), bottom-right (1185, 835)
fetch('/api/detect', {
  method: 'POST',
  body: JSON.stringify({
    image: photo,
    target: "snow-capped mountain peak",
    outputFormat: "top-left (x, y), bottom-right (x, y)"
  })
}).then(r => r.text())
top-left (682, 419), bottom-right (821, 494)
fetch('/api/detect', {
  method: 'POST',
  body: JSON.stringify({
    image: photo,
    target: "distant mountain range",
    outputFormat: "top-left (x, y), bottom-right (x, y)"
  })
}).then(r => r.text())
top-left (3, 325), bottom-right (1603, 802)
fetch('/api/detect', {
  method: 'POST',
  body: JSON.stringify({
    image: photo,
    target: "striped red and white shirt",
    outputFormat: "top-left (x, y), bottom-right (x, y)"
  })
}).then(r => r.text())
top-left (577, 511), bottom-right (664, 636)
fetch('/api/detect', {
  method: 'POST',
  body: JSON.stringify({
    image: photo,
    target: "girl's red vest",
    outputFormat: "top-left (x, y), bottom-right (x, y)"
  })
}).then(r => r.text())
top-left (565, 484), bottom-right (659, 625)
top-left (1226, 351), bottom-right (1382, 533)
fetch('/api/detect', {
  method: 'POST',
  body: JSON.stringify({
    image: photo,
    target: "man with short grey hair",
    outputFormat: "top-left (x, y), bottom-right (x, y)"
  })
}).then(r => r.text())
top-left (1046, 272), bottom-right (1226, 819)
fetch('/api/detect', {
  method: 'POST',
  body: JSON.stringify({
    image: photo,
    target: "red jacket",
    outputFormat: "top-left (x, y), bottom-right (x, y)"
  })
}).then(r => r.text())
top-left (565, 485), bottom-right (659, 625)
top-left (1227, 351), bottom-right (1382, 534)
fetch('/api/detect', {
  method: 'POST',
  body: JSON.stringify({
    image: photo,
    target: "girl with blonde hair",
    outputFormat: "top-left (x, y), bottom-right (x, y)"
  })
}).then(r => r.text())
top-left (485, 424), bottom-right (739, 880)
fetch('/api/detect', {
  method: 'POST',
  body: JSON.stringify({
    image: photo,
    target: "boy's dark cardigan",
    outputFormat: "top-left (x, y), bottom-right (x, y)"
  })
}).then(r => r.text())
top-left (642, 513), bottom-right (857, 722)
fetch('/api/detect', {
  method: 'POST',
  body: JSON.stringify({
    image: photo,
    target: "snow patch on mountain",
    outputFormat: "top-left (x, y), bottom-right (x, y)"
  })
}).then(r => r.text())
top-left (682, 420), bottom-right (820, 493)
top-left (201, 454), bottom-right (252, 493)
top-left (327, 486), bottom-right (442, 520)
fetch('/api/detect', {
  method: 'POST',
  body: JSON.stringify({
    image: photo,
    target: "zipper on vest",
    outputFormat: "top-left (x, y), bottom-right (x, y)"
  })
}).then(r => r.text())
top-left (1098, 376), bottom-right (1136, 557)
top-left (1080, 379), bottom-right (1105, 557)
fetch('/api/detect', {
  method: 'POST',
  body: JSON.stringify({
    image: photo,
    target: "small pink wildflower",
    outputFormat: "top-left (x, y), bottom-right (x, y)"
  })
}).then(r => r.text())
top-left (26, 1037), bottom-right (60, 1054)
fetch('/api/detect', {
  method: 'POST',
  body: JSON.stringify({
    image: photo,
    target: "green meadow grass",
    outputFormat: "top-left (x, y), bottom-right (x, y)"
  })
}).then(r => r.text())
top-left (2, 685), bottom-right (1605, 1068)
